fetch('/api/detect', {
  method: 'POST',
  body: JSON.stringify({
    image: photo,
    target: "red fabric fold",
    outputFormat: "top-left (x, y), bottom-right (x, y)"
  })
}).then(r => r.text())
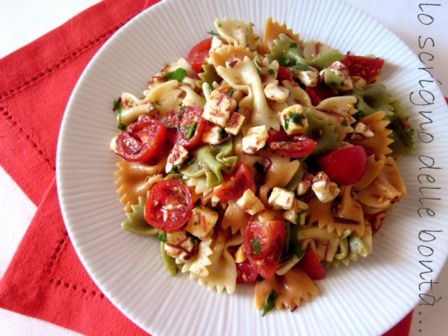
top-left (0, 0), bottom-right (413, 334)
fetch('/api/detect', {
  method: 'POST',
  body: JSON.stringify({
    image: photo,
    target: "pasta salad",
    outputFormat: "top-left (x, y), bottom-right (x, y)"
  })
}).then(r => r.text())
top-left (110, 17), bottom-right (413, 315)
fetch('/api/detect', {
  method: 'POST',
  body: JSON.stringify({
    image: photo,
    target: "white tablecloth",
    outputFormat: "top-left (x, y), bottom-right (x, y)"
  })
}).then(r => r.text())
top-left (0, 0), bottom-right (446, 335)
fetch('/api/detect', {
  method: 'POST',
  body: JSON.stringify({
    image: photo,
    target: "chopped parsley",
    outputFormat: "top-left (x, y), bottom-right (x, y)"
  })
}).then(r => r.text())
top-left (185, 122), bottom-right (197, 139)
top-left (207, 30), bottom-right (220, 36)
top-left (289, 42), bottom-right (298, 48)
top-left (113, 97), bottom-right (126, 130)
top-left (268, 68), bottom-right (275, 76)
top-left (284, 113), bottom-right (305, 130)
top-left (251, 238), bottom-right (261, 255)
top-left (295, 245), bottom-right (304, 258)
top-left (158, 231), bottom-right (167, 243)
top-left (262, 289), bottom-right (278, 317)
top-left (164, 68), bottom-right (187, 81)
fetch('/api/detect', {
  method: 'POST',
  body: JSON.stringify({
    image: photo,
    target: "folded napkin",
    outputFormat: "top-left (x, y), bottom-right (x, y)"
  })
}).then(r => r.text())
top-left (0, 0), bottom-right (413, 334)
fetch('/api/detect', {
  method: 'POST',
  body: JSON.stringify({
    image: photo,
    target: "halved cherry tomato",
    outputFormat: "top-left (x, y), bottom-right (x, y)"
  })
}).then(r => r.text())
top-left (243, 217), bottom-right (286, 279)
top-left (236, 260), bottom-right (258, 284)
top-left (277, 66), bottom-right (295, 83)
top-left (187, 38), bottom-right (212, 73)
top-left (116, 118), bottom-right (167, 163)
top-left (306, 85), bottom-right (334, 106)
top-left (341, 54), bottom-right (384, 83)
top-left (298, 249), bottom-right (326, 280)
top-left (215, 162), bottom-right (253, 201)
top-left (144, 179), bottom-right (193, 231)
top-left (269, 135), bottom-right (317, 158)
top-left (319, 145), bottom-right (367, 185)
top-left (177, 106), bottom-right (206, 149)
top-left (267, 128), bottom-right (289, 145)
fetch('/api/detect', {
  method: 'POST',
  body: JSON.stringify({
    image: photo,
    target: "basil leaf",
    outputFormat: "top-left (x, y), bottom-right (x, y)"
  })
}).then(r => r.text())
top-left (158, 231), bottom-right (167, 243)
top-left (164, 68), bottom-right (187, 81)
top-left (262, 290), bottom-right (278, 317)
top-left (251, 238), bottom-right (261, 255)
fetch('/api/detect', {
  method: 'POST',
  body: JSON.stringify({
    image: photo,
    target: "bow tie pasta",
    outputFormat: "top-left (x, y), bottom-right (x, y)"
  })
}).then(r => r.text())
top-left (110, 17), bottom-right (413, 316)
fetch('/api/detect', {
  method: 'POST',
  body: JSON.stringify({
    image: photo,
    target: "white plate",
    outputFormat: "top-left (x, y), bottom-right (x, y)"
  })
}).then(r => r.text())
top-left (56, 0), bottom-right (448, 335)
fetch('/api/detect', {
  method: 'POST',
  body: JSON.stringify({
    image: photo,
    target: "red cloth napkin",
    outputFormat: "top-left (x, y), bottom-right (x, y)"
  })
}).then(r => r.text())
top-left (0, 0), bottom-right (413, 335)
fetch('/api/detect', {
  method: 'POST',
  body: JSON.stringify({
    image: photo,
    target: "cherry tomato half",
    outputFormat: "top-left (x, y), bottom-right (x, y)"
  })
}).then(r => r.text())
top-left (177, 106), bottom-right (206, 149)
top-left (306, 85), bottom-right (334, 106)
top-left (243, 217), bottom-right (286, 280)
top-left (144, 179), bottom-right (193, 231)
top-left (277, 66), bottom-right (295, 83)
top-left (187, 38), bottom-right (212, 73)
top-left (236, 260), bottom-right (258, 284)
top-left (269, 135), bottom-right (317, 159)
top-left (341, 54), bottom-right (384, 83)
top-left (214, 162), bottom-right (253, 201)
top-left (298, 249), bottom-right (326, 280)
top-left (319, 145), bottom-right (368, 185)
top-left (116, 118), bottom-right (167, 163)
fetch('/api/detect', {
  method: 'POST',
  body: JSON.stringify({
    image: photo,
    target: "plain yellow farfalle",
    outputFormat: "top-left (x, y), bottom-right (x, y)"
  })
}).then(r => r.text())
top-left (308, 186), bottom-right (365, 237)
top-left (181, 237), bottom-right (213, 278)
top-left (216, 58), bottom-right (280, 130)
top-left (195, 232), bottom-right (243, 294)
top-left (352, 111), bottom-right (393, 156)
top-left (354, 155), bottom-right (385, 191)
top-left (179, 85), bottom-right (206, 108)
top-left (209, 45), bottom-right (254, 68)
top-left (254, 268), bottom-right (318, 310)
top-left (282, 80), bottom-right (312, 107)
top-left (115, 159), bottom-right (165, 212)
top-left (356, 173), bottom-right (402, 213)
top-left (221, 202), bottom-right (250, 235)
top-left (142, 80), bottom-right (183, 115)
top-left (214, 18), bottom-right (259, 50)
top-left (263, 17), bottom-right (302, 47)
top-left (259, 155), bottom-right (300, 203)
top-left (298, 227), bottom-right (341, 262)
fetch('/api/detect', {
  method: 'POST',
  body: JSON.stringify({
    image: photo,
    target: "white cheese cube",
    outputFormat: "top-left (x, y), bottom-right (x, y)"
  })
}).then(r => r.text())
top-left (210, 36), bottom-right (224, 52)
top-left (202, 125), bottom-right (227, 145)
top-left (268, 187), bottom-right (295, 210)
top-left (224, 112), bottom-right (245, 135)
top-left (297, 180), bottom-right (311, 195)
top-left (202, 89), bottom-right (237, 127)
top-left (185, 207), bottom-right (219, 239)
top-left (312, 172), bottom-right (340, 203)
top-left (296, 67), bottom-right (319, 87)
top-left (165, 144), bottom-right (189, 173)
top-left (264, 81), bottom-right (289, 103)
top-left (279, 104), bottom-right (308, 136)
top-left (354, 122), bottom-right (374, 138)
top-left (242, 125), bottom-right (268, 154)
top-left (236, 189), bottom-right (265, 215)
top-left (164, 231), bottom-right (196, 262)
top-left (320, 61), bottom-right (353, 91)
top-left (283, 199), bottom-right (309, 225)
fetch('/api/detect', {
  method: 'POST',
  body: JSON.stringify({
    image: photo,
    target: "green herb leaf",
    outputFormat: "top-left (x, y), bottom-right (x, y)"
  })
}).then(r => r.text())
top-left (268, 68), bottom-right (275, 76)
top-left (164, 68), bottom-right (188, 81)
top-left (251, 238), bottom-right (261, 255)
top-left (262, 290), bottom-right (278, 317)
top-left (290, 42), bottom-right (298, 48)
top-left (353, 110), bottom-right (365, 119)
top-left (185, 122), bottom-right (198, 139)
top-left (285, 113), bottom-right (305, 130)
top-left (158, 231), bottom-right (167, 243)
top-left (207, 30), bottom-right (220, 36)
top-left (219, 128), bottom-right (227, 138)
top-left (113, 97), bottom-right (125, 130)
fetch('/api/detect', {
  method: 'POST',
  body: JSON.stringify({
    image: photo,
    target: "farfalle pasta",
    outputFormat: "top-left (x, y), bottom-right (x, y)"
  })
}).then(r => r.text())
top-left (110, 17), bottom-right (413, 315)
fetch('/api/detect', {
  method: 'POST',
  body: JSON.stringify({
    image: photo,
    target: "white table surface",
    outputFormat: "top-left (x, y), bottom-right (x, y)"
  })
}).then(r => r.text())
top-left (0, 1), bottom-right (447, 335)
